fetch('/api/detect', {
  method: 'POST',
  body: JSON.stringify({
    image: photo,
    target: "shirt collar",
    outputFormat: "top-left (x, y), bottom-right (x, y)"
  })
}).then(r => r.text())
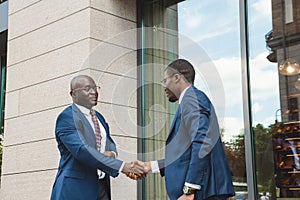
top-left (74, 103), bottom-right (92, 116)
top-left (178, 86), bottom-right (191, 104)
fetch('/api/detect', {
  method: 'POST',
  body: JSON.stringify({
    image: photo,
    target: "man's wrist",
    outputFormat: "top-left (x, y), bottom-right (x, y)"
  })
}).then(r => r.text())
top-left (181, 193), bottom-right (194, 200)
top-left (183, 185), bottom-right (196, 195)
top-left (119, 162), bottom-right (126, 173)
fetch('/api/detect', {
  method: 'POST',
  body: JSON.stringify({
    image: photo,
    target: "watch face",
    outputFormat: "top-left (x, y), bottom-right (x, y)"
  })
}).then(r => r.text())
top-left (183, 186), bottom-right (193, 195)
top-left (183, 186), bottom-right (188, 194)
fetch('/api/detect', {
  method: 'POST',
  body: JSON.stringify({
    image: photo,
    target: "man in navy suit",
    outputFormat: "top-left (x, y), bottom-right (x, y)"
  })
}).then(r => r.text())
top-left (136, 59), bottom-right (235, 200)
top-left (51, 75), bottom-right (145, 200)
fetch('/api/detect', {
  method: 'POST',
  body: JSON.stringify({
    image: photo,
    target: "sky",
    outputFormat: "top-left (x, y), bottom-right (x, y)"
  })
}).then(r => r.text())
top-left (177, 0), bottom-right (279, 141)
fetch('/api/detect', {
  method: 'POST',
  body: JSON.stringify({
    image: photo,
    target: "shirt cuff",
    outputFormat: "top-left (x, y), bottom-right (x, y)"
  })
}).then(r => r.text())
top-left (111, 151), bottom-right (117, 158)
top-left (150, 161), bottom-right (160, 173)
top-left (185, 182), bottom-right (201, 190)
top-left (119, 162), bottom-right (125, 173)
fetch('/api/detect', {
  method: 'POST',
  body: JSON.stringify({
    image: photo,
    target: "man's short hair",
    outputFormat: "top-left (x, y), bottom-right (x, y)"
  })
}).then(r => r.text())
top-left (70, 75), bottom-right (93, 91)
top-left (166, 59), bottom-right (195, 83)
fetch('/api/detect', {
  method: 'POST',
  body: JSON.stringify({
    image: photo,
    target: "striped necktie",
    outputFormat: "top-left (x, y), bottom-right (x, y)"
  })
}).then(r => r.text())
top-left (90, 110), bottom-right (102, 151)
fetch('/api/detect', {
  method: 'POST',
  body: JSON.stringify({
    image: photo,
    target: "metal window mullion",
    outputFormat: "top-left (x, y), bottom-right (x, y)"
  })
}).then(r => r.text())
top-left (137, 0), bottom-right (145, 199)
top-left (239, 0), bottom-right (258, 200)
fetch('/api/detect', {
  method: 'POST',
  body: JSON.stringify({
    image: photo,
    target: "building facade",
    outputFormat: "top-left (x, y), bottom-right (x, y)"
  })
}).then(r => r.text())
top-left (0, 0), bottom-right (139, 199)
top-left (0, 0), bottom-right (299, 199)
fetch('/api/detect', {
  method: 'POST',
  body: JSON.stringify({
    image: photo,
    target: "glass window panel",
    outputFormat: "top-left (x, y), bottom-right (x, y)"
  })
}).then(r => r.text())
top-left (140, 0), bottom-right (247, 199)
top-left (177, 0), bottom-right (247, 198)
top-left (139, 1), bottom-right (178, 199)
top-left (249, 0), bottom-right (300, 198)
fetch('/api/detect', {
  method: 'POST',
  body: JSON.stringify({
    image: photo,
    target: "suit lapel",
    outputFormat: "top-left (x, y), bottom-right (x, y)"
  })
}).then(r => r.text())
top-left (72, 104), bottom-right (96, 147)
top-left (166, 87), bottom-right (193, 143)
top-left (73, 104), bottom-right (114, 151)
top-left (96, 112), bottom-right (109, 133)
top-left (95, 111), bottom-right (114, 150)
top-left (166, 105), bottom-right (181, 144)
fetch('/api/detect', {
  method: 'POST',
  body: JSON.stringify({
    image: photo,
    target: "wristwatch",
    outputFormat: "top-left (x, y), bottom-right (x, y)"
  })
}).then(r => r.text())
top-left (183, 185), bottom-right (196, 195)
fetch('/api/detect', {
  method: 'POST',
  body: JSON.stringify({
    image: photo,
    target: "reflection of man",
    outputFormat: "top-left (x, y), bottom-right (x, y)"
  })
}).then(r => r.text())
top-left (260, 192), bottom-right (268, 200)
top-left (51, 75), bottom-right (144, 200)
top-left (136, 59), bottom-right (235, 200)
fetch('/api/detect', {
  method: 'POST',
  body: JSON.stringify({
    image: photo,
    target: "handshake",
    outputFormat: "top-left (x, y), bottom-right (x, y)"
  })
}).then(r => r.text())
top-left (121, 160), bottom-right (152, 180)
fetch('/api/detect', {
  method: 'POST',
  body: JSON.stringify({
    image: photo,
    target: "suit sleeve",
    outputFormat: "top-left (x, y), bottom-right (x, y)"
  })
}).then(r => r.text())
top-left (157, 159), bottom-right (165, 176)
top-left (181, 92), bottom-right (211, 186)
top-left (56, 111), bottom-right (123, 178)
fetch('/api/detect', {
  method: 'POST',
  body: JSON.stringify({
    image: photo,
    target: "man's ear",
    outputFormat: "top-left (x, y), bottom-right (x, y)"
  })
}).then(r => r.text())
top-left (70, 90), bottom-right (75, 98)
top-left (175, 74), bottom-right (180, 82)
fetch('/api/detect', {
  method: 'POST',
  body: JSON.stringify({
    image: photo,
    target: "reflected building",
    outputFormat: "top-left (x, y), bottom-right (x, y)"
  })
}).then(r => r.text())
top-left (266, 0), bottom-right (300, 198)
top-left (266, 0), bottom-right (300, 122)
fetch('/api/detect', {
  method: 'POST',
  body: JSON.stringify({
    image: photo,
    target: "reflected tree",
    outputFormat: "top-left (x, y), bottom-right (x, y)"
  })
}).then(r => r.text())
top-left (223, 124), bottom-right (275, 197)
top-left (224, 130), bottom-right (246, 184)
top-left (254, 123), bottom-right (274, 194)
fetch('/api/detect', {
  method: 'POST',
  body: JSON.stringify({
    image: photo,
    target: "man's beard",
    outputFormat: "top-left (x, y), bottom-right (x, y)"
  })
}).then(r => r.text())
top-left (165, 88), bottom-right (178, 102)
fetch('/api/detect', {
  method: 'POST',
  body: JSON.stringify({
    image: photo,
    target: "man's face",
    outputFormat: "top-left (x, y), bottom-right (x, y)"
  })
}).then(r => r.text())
top-left (71, 77), bottom-right (98, 109)
top-left (163, 69), bottom-right (179, 102)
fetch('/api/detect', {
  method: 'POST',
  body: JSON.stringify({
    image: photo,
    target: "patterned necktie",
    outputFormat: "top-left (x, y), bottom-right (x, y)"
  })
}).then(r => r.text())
top-left (90, 110), bottom-right (102, 152)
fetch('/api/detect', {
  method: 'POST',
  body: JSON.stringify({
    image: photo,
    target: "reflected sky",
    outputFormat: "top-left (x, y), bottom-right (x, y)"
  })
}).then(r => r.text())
top-left (177, 0), bottom-right (279, 141)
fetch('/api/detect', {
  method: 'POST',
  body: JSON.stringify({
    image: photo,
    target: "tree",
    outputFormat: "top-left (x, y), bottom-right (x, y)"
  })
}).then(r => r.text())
top-left (223, 124), bottom-right (275, 197)
top-left (224, 130), bottom-right (247, 182)
top-left (253, 123), bottom-right (275, 196)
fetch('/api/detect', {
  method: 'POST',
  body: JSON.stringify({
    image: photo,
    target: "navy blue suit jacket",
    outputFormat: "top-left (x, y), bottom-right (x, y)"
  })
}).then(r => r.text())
top-left (158, 86), bottom-right (235, 200)
top-left (51, 104), bottom-right (122, 200)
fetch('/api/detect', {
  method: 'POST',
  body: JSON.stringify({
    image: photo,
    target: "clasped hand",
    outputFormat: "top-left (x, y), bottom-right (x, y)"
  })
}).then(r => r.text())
top-left (122, 160), bottom-right (151, 180)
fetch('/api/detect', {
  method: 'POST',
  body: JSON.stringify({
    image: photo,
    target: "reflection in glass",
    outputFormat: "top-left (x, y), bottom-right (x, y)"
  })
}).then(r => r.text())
top-left (248, 0), bottom-right (282, 198)
top-left (263, 0), bottom-right (300, 198)
top-left (295, 77), bottom-right (300, 91)
top-left (140, 0), bottom-right (246, 199)
top-left (178, 0), bottom-right (247, 197)
top-left (279, 58), bottom-right (300, 76)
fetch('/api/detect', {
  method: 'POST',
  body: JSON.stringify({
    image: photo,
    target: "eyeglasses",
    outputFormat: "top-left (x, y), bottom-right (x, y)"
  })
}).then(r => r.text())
top-left (72, 86), bottom-right (101, 93)
top-left (161, 74), bottom-right (178, 85)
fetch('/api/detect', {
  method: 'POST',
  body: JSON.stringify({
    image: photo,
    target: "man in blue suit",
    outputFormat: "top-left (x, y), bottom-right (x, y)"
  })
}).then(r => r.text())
top-left (137, 59), bottom-right (235, 200)
top-left (51, 75), bottom-right (145, 200)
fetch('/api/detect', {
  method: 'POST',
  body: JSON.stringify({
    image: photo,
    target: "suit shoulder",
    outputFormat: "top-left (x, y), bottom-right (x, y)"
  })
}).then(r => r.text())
top-left (55, 105), bottom-right (76, 132)
top-left (184, 87), bottom-right (211, 108)
top-left (194, 87), bottom-right (210, 101)
top-left (56, 105), bottom-right (73, 120)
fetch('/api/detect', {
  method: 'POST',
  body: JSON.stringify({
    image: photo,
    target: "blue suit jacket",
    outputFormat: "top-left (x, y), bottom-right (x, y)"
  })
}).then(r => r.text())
top-left (158, 86), bottom-right (235, 200)
top-left (51, 104), bottom-right (123, 200)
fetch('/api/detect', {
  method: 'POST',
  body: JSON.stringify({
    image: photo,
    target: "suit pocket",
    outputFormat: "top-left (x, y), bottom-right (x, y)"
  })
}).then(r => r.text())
top-left (63, 170), bottom-right (85, 179)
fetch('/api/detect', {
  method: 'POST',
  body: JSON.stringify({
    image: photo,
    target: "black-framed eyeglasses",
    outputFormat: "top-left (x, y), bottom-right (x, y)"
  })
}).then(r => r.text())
top-left (72, 86), bottom-right (101, 93)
